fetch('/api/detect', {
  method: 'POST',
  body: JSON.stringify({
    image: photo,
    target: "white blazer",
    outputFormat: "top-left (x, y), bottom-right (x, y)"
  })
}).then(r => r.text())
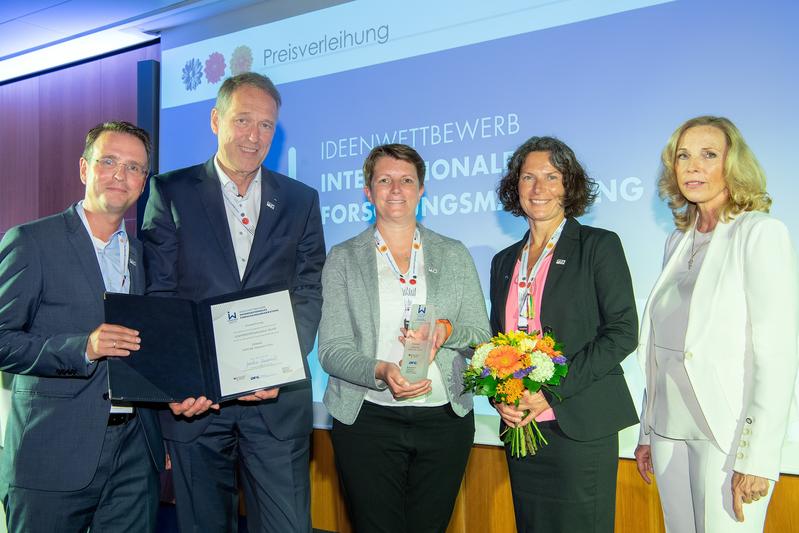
top-left (638, 211), bottom-right (799, 480)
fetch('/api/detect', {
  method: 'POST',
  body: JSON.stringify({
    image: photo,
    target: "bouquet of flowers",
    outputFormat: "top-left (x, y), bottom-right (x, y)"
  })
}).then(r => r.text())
top-left (464, 330), bottom-right (568, 458)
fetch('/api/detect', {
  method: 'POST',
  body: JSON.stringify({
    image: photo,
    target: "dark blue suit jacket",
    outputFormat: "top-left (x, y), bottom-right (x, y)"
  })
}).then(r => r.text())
top-left (141, 159), bottom-right (325, 442)
top-left (0, 205), bottom-right (164, 492)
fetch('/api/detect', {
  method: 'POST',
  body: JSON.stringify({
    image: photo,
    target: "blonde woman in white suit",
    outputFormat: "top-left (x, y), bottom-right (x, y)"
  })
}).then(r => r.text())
top-left (634, 116), bottom-right (799, 532)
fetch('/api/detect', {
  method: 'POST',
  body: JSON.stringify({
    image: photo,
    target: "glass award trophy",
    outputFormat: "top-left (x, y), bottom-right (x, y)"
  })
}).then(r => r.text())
top-left (400, 304), bottom-right (436, 382)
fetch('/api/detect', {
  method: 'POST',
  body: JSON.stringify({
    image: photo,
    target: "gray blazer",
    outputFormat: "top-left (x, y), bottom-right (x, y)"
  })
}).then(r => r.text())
top-left (318, 224), bottom-right (491, 424)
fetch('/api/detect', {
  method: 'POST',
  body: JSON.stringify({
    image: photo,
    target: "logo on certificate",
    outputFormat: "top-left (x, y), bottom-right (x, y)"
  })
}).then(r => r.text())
top-left (227, 310), bottom-right (238, 322)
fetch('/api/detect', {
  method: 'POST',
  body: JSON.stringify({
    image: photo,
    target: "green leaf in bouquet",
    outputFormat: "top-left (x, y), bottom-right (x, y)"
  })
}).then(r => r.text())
top-left (522, 377), bottom-right (542, 393)
top-left (478, 377), bottom-right (497, 396)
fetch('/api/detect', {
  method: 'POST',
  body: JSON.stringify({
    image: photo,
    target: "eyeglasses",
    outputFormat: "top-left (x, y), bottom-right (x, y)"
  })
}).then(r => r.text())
top-left (93, 157), bottom-right (148, 178)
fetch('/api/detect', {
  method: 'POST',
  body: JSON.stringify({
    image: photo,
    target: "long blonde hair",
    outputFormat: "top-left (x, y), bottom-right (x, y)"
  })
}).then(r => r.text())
top-left (658, 116), bottom-right (771, 230)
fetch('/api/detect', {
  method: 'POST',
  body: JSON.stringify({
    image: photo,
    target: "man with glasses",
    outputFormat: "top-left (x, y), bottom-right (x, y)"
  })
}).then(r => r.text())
top-left (0, 121), bottom-right (165, 532)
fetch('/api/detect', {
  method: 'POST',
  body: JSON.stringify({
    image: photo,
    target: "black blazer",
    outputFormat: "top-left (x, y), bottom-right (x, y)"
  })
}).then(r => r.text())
top-left (489, 218), bottom-right (638, 441)
top-left (141, 158), bottom-right (326, 442)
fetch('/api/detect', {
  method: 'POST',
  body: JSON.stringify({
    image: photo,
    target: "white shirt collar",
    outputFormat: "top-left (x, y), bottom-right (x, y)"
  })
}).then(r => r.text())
top-left (214, 156), bottom-right (261, 194)
top-left (75, 200), bottom-right (126, 246)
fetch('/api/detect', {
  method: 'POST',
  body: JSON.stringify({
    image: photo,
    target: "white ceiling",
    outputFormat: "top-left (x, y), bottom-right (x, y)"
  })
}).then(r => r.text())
top-left (0, 0), bottom-right (264, 81)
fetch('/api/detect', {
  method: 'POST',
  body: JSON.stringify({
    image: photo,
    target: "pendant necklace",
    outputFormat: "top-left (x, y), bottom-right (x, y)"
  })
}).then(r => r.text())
top-left (688, 227), bottom-right (711, 270)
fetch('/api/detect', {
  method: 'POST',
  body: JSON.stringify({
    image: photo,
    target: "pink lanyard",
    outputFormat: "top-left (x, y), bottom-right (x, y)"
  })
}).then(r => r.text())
top-left (517, 219), bottom-right (565, 332)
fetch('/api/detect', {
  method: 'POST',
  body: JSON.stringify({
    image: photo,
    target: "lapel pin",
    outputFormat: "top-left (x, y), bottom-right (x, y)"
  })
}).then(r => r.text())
top-left (556, 259), bottom-right (566, 265)
top-left (266, 201), bottom-right (276, 210)
top-left (129, 258), bottom-right (137, 266)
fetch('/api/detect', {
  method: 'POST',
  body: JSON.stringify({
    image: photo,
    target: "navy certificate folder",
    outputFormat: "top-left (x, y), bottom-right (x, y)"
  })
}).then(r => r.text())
top-left (104, 285), bottom-right (308, 403)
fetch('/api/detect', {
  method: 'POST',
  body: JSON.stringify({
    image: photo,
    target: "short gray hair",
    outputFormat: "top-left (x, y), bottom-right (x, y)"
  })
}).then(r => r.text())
top-left (215, 72), bottom-right (282, 115)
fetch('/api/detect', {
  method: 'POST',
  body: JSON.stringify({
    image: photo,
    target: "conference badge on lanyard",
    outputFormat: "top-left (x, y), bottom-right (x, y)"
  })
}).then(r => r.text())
top-left (374, 227), bottom-right (421, 329)
top-left (517, 219), bottom-right (566, 332)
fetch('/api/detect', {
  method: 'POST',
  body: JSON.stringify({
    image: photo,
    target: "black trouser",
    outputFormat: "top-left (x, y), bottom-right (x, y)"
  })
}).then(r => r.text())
top-left (331, 402), bottom-right (474, 533)
top-left (505, 421), bottom-right (619, 533)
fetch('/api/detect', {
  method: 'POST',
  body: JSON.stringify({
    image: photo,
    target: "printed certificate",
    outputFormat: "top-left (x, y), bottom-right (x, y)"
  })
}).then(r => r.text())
top-left (211, 290), bottom-right (305, 397)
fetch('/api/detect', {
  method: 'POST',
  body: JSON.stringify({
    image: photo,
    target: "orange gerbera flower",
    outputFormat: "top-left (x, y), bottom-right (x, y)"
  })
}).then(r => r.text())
top-left (485, 345), bottom-right (525, 378)
top-left (496, 378), bottom-right (525, 404)
top-left (537, 336), bottom-right (555, 351)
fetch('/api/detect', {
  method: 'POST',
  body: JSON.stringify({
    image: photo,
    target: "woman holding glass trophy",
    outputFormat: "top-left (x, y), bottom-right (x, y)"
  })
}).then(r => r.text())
top-left (318, 144), bottom-right (491, 533)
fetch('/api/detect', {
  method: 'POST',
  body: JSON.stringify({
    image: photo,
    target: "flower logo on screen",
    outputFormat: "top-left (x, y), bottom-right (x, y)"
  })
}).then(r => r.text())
top-left (205, 52), bottom-right (226, 84)
top-left (181, 58), bottom-right (203, 91)
top-left (230, 45), bottom-right (253, 75)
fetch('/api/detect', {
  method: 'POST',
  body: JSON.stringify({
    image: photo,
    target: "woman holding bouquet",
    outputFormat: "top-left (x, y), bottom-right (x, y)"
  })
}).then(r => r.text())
top-left (634, 116), bottom-right (799, 532)
top-left (318, 144), bottom-right (491, 532)
top-left (490, 136), bottom-right (639, 532)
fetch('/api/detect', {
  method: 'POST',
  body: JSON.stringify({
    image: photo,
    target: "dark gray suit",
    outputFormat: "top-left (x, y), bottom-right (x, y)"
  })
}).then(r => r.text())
top-left (0, 204), bottom-right (164, 531)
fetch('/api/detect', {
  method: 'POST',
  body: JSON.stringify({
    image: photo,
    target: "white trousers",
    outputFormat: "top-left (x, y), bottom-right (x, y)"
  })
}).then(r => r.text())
top-left (651, 433), bottom-right (773, 533)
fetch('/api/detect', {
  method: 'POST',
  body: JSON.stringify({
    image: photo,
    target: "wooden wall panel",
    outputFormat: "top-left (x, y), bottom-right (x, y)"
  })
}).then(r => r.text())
top-left (0, 76), bottom-right (40, 237)
top-left (310, 429), bottom-right (799, 533)
top-left (36, 61), bottom-right (104, 218)
top-left (615, 460), bottom-right (665, 533)
top-left (766, 472), bottom-right (799, 533)
top-left (310, 430), bottom-right (352, 532)
top-left (100, 50), bottom-right (147, 123)
top-left (97, 46), bottom-right (161, 236)
top-left (0, 43), bottom-right (160, 237)
top-left (450, 444), bottom-right (515, 533)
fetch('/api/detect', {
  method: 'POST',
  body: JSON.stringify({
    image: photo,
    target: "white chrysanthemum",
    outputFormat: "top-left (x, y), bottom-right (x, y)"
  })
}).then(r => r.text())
top-left (528, 351), bottom-right (555, 382)
top-left (519, 338), bottom-right (536, 353)
top-left (470, 343), bottom-right (495, 369)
